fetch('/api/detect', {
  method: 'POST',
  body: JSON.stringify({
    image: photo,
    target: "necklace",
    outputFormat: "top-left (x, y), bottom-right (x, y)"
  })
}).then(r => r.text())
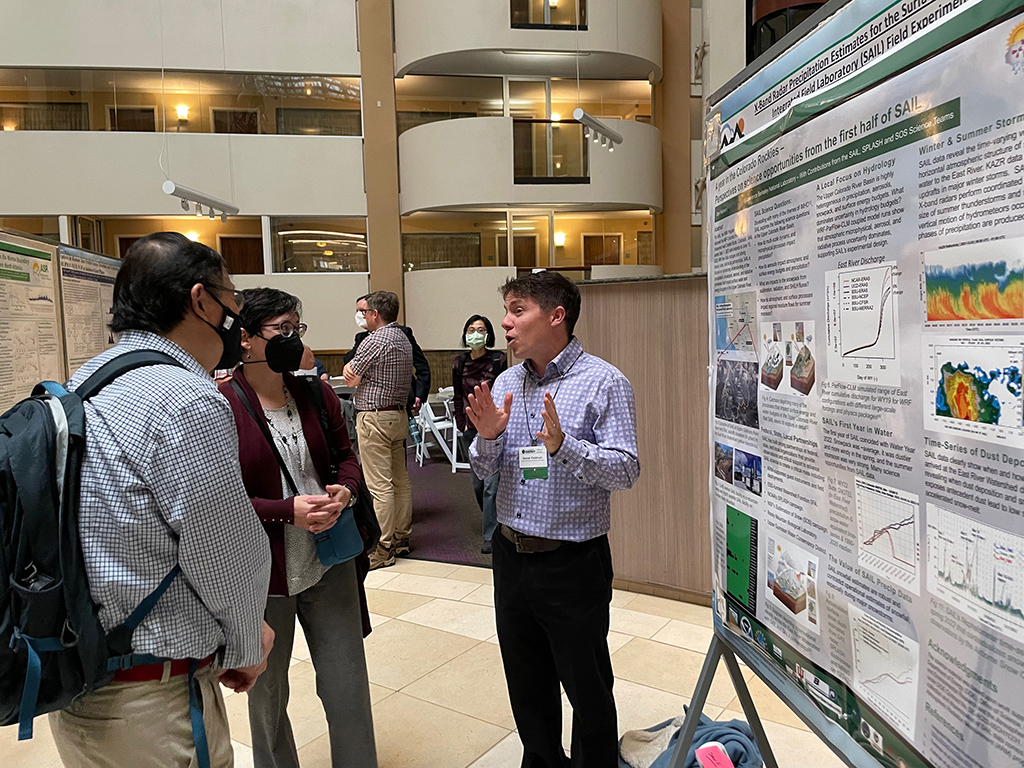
top-left (522, 348), bottom-right (584, 446)
top-left (264, 396), bottom-right (300, 445)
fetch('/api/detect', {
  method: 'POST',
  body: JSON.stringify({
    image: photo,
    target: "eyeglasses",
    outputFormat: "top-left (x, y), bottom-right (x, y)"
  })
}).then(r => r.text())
top-left (261, 321), bottom-right (307, 338)
top-left (207, 284), bottom-right (246, 310)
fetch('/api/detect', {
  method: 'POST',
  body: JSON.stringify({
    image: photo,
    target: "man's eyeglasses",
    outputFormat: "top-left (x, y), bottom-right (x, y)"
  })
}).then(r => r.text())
top-left (261, 322), bottom-right (307, 338)
top-left (207, 285), bottom-right (246, 310)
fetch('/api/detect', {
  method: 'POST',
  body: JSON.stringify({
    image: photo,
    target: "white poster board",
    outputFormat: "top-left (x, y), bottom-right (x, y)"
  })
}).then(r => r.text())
top-left (0, 234), bottom-right (64, 412)
top-left (706, 2), bottom-right (1024, 767)
top-left (57, 246), bottom-right (120, 376)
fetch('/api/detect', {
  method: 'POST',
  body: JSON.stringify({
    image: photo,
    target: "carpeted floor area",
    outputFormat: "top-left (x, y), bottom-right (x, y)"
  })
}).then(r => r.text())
top-left (406, 448), bottom-right (492, 568)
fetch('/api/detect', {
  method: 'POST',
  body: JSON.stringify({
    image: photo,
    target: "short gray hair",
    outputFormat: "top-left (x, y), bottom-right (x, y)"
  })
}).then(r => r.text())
top-left (365, 290), bottom-right (400, 323)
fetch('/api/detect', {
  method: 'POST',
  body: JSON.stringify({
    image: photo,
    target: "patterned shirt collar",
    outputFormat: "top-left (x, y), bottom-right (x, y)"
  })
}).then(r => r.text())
top-left (116, 329), bottom-right (212, 381)
top-left (524, 336), bottom-right (584, 383)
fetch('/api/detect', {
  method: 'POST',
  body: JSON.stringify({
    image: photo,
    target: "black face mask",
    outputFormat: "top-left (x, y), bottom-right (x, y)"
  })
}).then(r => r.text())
top-left (262, 332), bottom-right (305, 373)
top-left (203, 293), bottom-right (243, 370)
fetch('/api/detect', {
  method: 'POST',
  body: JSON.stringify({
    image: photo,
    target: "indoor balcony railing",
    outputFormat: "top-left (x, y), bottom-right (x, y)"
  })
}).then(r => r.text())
top-left (513, 118), bottom-right (589, 184)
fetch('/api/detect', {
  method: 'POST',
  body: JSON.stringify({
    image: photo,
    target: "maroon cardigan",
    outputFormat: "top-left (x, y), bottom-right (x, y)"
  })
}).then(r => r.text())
top-left (220, 368), bottom-right (371, 636)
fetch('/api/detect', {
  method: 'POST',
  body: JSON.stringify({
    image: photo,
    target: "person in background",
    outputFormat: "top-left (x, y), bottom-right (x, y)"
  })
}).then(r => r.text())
top-left (342, 291), bottom-right (415, 569)
top-left (345, 293), bottom-right (430, 415)
top-left (468, 271), bottom-right (640, 768)
top-left (314, 356), bottom-right (329, 381)
top-left (452, 315), bottom-right (507, 554)
top-left (50, 232), bottom-right (273, 768)
top-left (220, 287), bottom-right (377, 768)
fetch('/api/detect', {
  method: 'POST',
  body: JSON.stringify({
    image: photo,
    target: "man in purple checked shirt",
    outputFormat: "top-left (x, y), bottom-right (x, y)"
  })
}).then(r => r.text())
top-left (467, 270), bottom-right (640, 768)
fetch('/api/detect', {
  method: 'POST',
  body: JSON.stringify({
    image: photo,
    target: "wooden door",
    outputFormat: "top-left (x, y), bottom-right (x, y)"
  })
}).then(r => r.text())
top-left (219, 237), bottom-right (264, 275)
top-left (583, 234), bottom-right (621, 267)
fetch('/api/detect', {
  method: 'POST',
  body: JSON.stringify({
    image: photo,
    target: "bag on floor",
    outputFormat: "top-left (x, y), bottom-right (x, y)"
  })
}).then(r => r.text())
top-left (618, 709), bottom-right (763, 768)
top-left (0, 351), bottom-right (185, 741)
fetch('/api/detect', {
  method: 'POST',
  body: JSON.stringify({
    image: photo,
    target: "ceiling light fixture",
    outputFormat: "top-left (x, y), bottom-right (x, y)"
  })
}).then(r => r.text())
top-left (163, 179), bottom-right (240, 221)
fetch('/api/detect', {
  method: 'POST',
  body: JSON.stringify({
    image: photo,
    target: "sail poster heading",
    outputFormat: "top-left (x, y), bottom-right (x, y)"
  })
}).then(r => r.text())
top-left (707, 3), bottom-right (1024, 768)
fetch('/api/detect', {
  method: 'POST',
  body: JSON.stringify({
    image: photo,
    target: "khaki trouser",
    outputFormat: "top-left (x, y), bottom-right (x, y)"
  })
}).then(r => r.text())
top-left (49, 665), bottom-right (232, 768)
top-left (356, 410), bottom-right (412, 549)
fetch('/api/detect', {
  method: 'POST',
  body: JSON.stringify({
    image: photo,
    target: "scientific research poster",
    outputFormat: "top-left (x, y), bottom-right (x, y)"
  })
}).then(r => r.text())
top-left (0, 236), bottom-right (62, 413)
top-left (707, 3), bottom-right (1024, 767)
top-left (58, 246), bottom-right (119, 376)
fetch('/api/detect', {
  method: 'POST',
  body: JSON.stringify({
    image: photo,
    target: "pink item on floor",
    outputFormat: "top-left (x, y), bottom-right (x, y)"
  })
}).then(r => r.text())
top-left (695, 741), bottom-right (735, 768)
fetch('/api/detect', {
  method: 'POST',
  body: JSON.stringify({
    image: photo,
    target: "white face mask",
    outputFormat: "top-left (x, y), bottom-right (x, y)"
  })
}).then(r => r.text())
top-left (465, 331), bottom-right (487, 350)
top-left (355, 310), bottom-right (368, 331)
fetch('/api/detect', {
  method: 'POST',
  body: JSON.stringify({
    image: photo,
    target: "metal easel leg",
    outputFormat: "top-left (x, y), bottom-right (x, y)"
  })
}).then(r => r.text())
top-left (665, 633), bottom-right (779, 768)
top-left (722, 646), bottom-right (779, 768)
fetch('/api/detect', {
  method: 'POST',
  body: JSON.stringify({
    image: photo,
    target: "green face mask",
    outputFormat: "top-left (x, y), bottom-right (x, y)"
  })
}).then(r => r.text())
top-left (466, 331), bottom-right (487, 350)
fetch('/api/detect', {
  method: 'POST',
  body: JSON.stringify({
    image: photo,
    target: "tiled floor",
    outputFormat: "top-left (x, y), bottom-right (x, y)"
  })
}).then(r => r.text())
top-left (4, 558), bottom-right (847, 768)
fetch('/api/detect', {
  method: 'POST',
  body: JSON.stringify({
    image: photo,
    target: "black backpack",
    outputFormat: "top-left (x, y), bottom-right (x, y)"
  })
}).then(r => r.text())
top-left (455, 350), bottom-right (506, 384)
top-left (0, 350), bottom-right (185, 741)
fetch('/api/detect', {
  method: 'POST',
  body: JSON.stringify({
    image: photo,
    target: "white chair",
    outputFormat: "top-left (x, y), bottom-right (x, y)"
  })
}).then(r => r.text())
top-left (415, 394), bottom-right (468, 472)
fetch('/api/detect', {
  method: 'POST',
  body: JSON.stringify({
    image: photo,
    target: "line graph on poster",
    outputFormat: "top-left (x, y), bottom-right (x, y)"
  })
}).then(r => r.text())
top-left (826, 262), bottom-right (901, 386)
top-left (849, 604), bottom-right (920, 741)
top-left (856, 477), bottom-right (921, 595)
top-left (927, 503), bottom-right (1024, 642)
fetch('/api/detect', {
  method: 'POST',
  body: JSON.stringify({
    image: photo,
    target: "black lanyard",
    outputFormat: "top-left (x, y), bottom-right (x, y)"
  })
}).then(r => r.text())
top-left (522, 349), bottom-right (585, 445)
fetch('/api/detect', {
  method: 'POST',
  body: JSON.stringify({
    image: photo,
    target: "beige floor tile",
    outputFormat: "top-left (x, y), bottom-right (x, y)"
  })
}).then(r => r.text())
top-left (226, 660), bottom-right (329, 750)
top-left (364, 569), bottom-right (401, 589)
top-left (720, 711), bottom-right (846, 768)
top-left (609, 606), bottom-right (672, 639)
top-left (403, 642), bottom-right (515, 729)
top-left (369, 612), bottom-right (392, 629)
top-left (399, 598), bottom-right (497, 641)
top-left (448, 564), bottom-right (495, 584)
top-left (295, 733), bottom-right (333, 768)
top-left (624, 595), bottom-right (715, 628)
top-left (607, 631), bottom-right (634, 654)
top-left (370, 683), bottom-right (396, 705)
top-left (370, 692), bottom-right (510, 768)
top-left (391, 558), bottom-right (461, 578)
top-left (2, 712), bottom-right (63, 768)
top-left (363, 619), bottom-right (480, 690)
top-left (614, 679), bottom-right (689, 735)
top-left (722, 675), bottom-right (809, 730)
top-left (379, 572), bottom-right (480, 601)
top-left (611, 589), bottom-right (638, 609)
top-left (485, 634), bottom-right (500, 646)
top-left (365, 587), bottom-right (434, 618)
top-left (467, 731), bottom-right (524, 768)
top-left (650, 620), bottom-right (715, 654)
top-left (462, 584), bottom-right (495, 606)
top-left (232, 740), bottom-right (255, 768)
top-left (612, 638), bottom-right (746, 708)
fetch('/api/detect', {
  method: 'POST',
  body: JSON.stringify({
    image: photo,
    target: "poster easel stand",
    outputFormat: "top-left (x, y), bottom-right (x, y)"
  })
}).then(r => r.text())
top-left (666, 632), bottom-right (779, 768)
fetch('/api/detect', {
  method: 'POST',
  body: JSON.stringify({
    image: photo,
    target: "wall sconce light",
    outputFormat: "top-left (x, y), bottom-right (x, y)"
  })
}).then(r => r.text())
top-left (2, 124), bottom-right (15, 132)
top-left (554, 232), bottom-right (566, 247)
top-left (185, 232), bottom-right (200, 242)
top-left (323, 250), bottom-right (334, 256)
top-left (549, 0), bottom-right (558, 6)
top-left (550, 112), bottom-right (561, 123)
top-left (176, 104), bottom-right (189, 122)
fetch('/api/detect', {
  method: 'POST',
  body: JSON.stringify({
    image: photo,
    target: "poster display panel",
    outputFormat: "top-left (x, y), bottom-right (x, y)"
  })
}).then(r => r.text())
top-left (0, 235), bottom-right (63, 413)
top-left (57, 246), bottom-right (120, 376)
top-left (707, 2), bottom-right (1024, 767)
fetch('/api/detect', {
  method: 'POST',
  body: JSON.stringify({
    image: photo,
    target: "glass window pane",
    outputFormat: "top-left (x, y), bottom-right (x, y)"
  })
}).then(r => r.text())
top-left (401, 212), bottom-right (506, 270)
top-left (511, 0), bottom-right (586, 27)
top-left (553, 211), bottom-right (653, 267)
top-left (395, 75), bottom-right (502, 134)
top-left (551, 79), bottom-right (652, 122)
top-left (271, 217), bottom-right (368, 273)
top-left (0, 217), bottom-right (60, 242)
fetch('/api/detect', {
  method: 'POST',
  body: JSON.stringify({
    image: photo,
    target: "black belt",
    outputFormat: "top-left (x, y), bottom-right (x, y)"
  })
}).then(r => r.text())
top-left (500, 524), bottom-right (564, 553)
top-left (357, 404), bottom-right (406, 413)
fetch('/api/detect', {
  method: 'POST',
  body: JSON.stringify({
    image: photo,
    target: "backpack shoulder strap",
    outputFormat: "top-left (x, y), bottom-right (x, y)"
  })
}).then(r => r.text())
top-left (301, 377), bottom-right (342, 473)
top-left (75, 350), bottom-right (184, 401)
top-left (455, 351), bottom-right (469, 382)
top-left (492, 351), bottom-right (504, 379)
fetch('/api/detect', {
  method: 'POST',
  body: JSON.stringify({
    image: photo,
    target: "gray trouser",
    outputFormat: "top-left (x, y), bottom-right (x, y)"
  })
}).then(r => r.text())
top-left (249, 558), bottom-right (378, 768)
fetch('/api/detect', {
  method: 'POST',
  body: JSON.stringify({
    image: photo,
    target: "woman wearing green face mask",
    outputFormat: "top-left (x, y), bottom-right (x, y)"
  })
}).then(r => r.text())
top-left (452, 315), bottom-right (507, 554)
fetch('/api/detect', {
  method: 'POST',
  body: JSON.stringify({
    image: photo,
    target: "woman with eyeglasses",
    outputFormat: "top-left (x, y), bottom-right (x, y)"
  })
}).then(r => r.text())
top-left (219, 287), bottom-right (377, 768)
top-left (452, 315), bottom-right (507, 554)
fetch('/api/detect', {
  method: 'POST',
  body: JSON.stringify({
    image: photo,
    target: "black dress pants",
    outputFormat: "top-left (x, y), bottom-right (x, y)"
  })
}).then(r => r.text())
top-left (492, 528), bottom-right (617, 768)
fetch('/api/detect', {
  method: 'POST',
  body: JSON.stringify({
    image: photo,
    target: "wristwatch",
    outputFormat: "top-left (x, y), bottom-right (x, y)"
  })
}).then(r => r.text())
top-left (340, 484), bottom-right (356, 507)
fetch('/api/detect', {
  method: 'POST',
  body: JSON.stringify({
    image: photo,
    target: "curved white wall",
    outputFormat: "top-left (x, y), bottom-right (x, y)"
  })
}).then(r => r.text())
top-left (0, 0), bottom-right (359, 75)
top-left (0, 133), bottom-right (366, 216)
top-left (399, 117), bottom-right (662, 214)
top-left (394, 0), bottom-right (661, 80)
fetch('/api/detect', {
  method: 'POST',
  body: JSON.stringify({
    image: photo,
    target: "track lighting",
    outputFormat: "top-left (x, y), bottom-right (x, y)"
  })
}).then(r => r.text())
top-left (162, 179), bottom-right (240, 221)
top-left (572, 108), bottom-right (623, 152)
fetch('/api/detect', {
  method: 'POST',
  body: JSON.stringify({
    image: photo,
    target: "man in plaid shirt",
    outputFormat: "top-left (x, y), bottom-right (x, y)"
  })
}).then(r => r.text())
top-left (343, 290), bottom-right (414, 569)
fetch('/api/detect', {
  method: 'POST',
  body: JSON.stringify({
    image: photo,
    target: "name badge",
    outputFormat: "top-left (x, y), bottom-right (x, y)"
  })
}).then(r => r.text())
top-left (519, 446), bottom-right (549, 480)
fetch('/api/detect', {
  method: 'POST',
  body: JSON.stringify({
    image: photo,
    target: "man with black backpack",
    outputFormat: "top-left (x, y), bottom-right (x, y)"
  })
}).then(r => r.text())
top-left (28, 233), bottom-right (272, 768)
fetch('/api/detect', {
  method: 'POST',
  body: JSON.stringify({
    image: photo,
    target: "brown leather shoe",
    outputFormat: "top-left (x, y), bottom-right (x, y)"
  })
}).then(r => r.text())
top-left (394, 537), bottom-right (411, 557)
top-left (368, 544), bottom-right (396, 570)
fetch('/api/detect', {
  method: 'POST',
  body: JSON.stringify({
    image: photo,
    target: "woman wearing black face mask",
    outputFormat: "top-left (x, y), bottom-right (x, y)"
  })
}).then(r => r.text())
top-left (219, 287), bottom-right (378, 768)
